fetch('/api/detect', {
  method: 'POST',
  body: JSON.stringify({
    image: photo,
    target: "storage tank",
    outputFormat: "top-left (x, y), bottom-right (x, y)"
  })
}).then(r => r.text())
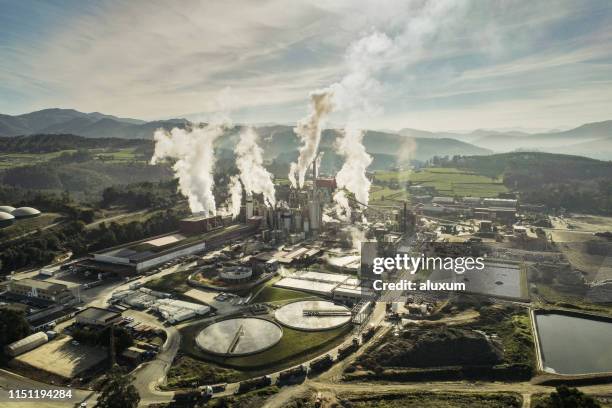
top-left (0, 205), bottom-right (16, 214)
top-left (0, 212), bottom-right (15, 228)
top-left (5, 332), bottom-right (49, 357)
top-left (11, 207), bottom-right (41, 219)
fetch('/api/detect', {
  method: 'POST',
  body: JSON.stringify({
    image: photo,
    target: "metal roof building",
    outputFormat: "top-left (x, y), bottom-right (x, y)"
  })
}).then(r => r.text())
top-left (75, 307), bottom-right (122, 326)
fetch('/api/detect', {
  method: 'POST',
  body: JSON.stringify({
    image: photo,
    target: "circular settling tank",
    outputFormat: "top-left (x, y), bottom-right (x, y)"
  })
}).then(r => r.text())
top-left (274, 300), bottom-right (352, 331)
top-left (196, 317), bottom-right (282, 356)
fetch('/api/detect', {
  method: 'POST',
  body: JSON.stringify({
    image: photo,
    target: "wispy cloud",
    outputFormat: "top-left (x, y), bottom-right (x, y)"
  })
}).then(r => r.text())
top-left (1, 0), bottom-right (611, 130)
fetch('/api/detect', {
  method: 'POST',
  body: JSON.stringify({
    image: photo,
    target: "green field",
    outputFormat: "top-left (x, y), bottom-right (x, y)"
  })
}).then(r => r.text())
top-left (372, 167), bottom-right (507, 203)
top-left (165, 356), bottom-right (243, 388)
top-left (0, 147), bottom-right (143, 169)
top-left (145, 269), bottom-right (193, 293)
top-left (341, 392), bottom-right (522, 408)
top-left (0, 150), bottom-right (76, 169)
top-left (0, 213), bottom-right (64, 240)
top-left (251, 285), bottom-right (318, 303)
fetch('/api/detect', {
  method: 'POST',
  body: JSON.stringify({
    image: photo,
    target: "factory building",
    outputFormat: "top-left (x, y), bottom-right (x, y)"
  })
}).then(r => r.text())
top-left (483, 198), bottom-right (518, 209)
top-left (89, 222), bottom-right (257, 274)
top-left (8, 279), bottom-right (74, 304)
top-left (473, 207), bottom-right (517, 225)
top-left (75, 307), bottom-right (122, 327)
top-left (274, 271), bottom-right (373, 304)
top-left (179, 215), bottom-right (223, 234)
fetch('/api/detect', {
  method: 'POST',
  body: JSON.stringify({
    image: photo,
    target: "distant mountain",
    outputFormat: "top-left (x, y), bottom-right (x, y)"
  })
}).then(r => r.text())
top-left (551, 136), bottom-right (612, 161)
top-left (469, 120), bottom-right (612, 159)
top-left (0, 108), bottom-right (188, 139)
top-left (245, 126), bottom-right (491, 167)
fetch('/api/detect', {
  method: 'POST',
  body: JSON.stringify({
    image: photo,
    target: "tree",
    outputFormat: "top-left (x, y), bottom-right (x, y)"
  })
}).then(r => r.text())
top-left (534, 385), bottom-right (600, 408)
top-left (95, 367), bottom-right (140, 408)
top-left (0, 309), bottom-right (31, 353)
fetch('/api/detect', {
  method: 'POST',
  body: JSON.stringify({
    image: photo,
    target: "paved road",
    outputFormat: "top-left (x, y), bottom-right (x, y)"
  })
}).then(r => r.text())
top-left (129, 311), bottom-right (180, 406)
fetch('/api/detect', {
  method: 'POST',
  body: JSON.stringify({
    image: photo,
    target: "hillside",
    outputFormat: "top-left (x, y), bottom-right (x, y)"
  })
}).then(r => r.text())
top-left (446, 152), bottom-right (612, 214)
top-left (0, 108), bottom-right (187, 139)
top-left (451, 152), bottom-right (612, 180)
top-left (471, 120), bottom-right (612, 157)
top-left (551, 136), bottom-right (612, 161)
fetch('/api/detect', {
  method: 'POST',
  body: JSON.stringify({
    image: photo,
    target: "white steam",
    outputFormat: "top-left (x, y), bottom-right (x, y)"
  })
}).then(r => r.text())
top-left (289, 90), bottom-right (335, 188)
top-left (234, 127), bottom-right (276, 208)
top-left (329, 2), bottom-right (466, 212)
top-left (332, 190), bottom-right (351, 221)
top-left (227, 175), bottom-right (243, 219)
top-left (334, 127), bottom-right (372, 206)
top-left (151, 123), bottom-right (226, 215)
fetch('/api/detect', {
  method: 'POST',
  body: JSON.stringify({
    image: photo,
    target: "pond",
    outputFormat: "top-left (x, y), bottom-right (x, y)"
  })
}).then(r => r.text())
top-left (535, 311), bottom-right (612, 375)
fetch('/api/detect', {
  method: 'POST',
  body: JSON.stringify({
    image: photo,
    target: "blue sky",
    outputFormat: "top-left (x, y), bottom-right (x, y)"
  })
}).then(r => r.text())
top-left (1, 0), bottom-right (611, 131)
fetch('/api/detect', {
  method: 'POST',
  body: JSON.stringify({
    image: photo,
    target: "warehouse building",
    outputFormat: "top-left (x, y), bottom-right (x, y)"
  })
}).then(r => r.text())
top-left (7, 279), bottom-right (74, 304)
top-left (274, 271), bottom-right (373, 304)
top-left (75, 307), bottom-right (122, 327)
top-left (5, 332), bottom-right (48, 357)
top-left (89, 223), bottom-right (257, 274)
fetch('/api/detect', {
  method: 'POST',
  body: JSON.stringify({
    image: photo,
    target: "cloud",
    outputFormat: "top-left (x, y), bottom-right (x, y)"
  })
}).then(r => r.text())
top-left (0, 0), bottom-right (611, 130)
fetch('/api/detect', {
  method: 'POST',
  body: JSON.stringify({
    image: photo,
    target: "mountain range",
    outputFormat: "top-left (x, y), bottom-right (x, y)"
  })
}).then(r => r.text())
top-left (1, 108), bottom-right (611, 160)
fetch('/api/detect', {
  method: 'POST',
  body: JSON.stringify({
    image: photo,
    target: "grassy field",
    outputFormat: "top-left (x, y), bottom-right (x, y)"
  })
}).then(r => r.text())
top-left (534, 283), bottom-right (612, 316)
top-left (165, 356), bottom-right (242, 388)
top-left (372, 167), bottom-right (507, 203)
top-left (464, 306), bottom-right (534, 368)
top-left (531, 392), bottom-right (612, 408)
top-left (0, 147), bottom-right (143, 169)
top-left (0, 212), bottom-right (64, 240)
top-left (145, 269), bottom-right (193, 293)
top-left (0, 150), bottom-right (76, 169)
top-left (92, 147), bottom-right (144, 163)
top-left (202, 386), bottom-right (279, 408)
top-left (251, 285), bottom-right (317, 303)
top-left (340, 391), bottom-right (522, 408)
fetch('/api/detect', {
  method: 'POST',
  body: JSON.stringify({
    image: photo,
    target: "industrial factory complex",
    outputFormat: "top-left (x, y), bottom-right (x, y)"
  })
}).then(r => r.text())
top-left (3, 126), bottom-right (601, 408)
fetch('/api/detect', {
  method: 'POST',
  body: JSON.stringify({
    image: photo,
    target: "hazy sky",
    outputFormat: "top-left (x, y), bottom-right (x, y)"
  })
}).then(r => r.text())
top-left (1, 0), bottom-right (611, 131)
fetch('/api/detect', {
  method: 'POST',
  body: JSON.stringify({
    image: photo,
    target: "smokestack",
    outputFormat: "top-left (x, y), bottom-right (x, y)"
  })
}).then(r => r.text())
top-left (246, 196), bottom-right (254, 220)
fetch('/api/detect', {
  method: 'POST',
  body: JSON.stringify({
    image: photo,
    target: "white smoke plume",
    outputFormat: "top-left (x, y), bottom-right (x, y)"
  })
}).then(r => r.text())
top-left (332, 190), bottom-right (351, 221)
top-left (334, 127), bottom-right (373, 206)
top-left (235, 127), bottom-right (276, 207)
top-left (227, 175), bottom-right (243, 219)
top-left (330, 2), bottom-right (466, 212)
top-left (347, 225), bottom-right (367, 253)
top-left (288, 162), bottom-right (298, 189)
top-left (151, 123), bottom-right (226, 215)
top-left (289, 90), bottom-right (335, 188)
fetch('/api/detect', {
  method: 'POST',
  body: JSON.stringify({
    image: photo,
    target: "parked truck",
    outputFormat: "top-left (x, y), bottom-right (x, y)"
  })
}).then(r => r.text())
top-left (237, 376), bottom-right (272, 393)
top-left (337, 337), bottom-right (359, 360)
